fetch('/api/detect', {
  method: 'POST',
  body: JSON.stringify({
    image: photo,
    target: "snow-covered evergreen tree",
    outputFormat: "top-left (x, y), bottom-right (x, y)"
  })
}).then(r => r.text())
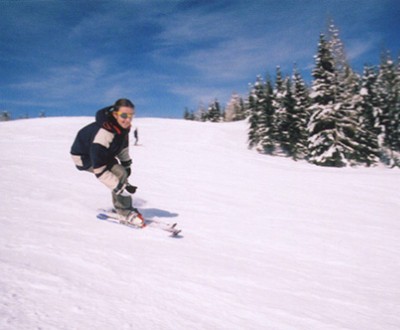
top-left (238, 97), bottom-right (246, 121)
top-left (290, 67), bottom-right (310, 160)
top-left (337, 65), bottom-right (374, 166)
top-left (326, 21), bottom-right (383, 166)
top-left (307, 27), bottom-right (376, 167)
top-left (183, 107), bottom-right (195, 120)
top-left (273, 66), bottom-right (290, 155)
top-left (258, 78), bottom-right (276, 154)
top-left (207, 99), bottom-right (222, 122)
top-left (225, 93), bottom-right (245, 121)
top-left (359, 66), bottom-right (380, 136)
top-left (247, 76), bottom-right (275, 153)
top-left (247, 77), bottom-right (263, 149)
top-left (307, 34), bottom-right (347, 166)
top-left (282, 78), bottom-right (298, 156)
top-left (356, 65), bottom-right (381, 165)
top-left (327, 22), bottom-right (366, 165)
top-left (328, 21), bottom-right (348, 83)
top-left (375, 52), bottom-right (400, 166)
top-left (195, 102), bottom-right (208, 122)
top-left (396, 56), bottom-right (400, 157)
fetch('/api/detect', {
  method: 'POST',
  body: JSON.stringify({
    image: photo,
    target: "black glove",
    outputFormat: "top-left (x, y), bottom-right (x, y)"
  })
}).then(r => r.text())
top-left (125, 183), bottom-right (137, 194)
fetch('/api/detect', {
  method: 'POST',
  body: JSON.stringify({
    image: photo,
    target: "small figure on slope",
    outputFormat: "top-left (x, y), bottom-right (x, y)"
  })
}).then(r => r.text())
top-left (70, 98), bottom-right (144, 226)
top-left (133, 127), bottom-right (139, 146)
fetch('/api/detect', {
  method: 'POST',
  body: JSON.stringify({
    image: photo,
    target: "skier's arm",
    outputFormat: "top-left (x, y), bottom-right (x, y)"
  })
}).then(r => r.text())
top-left (91, 128), bottom-right (120, 191)
top-left (117, 147), bottom-right (132, 177)
top-left (117, 134), bottom-right (132, 176)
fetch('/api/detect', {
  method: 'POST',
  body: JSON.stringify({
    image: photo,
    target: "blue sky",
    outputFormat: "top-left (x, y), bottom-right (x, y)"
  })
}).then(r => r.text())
top-left (1, 0), bottom-right (399, 119)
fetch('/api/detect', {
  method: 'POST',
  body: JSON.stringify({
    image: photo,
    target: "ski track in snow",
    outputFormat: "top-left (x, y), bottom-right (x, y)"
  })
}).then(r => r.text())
top-left (1, 117), bottom-right (400, 330)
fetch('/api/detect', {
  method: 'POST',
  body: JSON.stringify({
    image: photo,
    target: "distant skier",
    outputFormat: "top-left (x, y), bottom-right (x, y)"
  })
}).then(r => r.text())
top-left (133, 127), bottom-right (139, 145)
top-left (70, 98), bottom-right (143, 226)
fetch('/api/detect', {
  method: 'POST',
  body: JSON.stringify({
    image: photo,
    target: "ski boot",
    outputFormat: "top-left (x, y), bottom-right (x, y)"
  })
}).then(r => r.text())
top-left (124, 208), bottom-right (145, 228)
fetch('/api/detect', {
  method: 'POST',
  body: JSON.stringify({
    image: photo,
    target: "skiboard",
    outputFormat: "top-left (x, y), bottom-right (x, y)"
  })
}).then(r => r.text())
top-left (96, 209), bottom-right (182, 237)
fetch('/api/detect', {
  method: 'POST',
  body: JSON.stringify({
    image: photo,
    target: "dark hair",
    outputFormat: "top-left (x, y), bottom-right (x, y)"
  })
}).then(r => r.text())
top-left (112, 98), bottom-right (135, 112)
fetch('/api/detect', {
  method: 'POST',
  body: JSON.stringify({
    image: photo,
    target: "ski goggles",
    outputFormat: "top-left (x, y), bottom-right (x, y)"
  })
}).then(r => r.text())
top-left (116, 112), bottom-right (134, 119)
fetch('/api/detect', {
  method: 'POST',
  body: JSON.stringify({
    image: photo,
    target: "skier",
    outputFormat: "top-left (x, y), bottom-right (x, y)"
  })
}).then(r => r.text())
top-left (133, 128), bottom-right (139, 145)
top-left (70, 98), bottom-right (143, 226)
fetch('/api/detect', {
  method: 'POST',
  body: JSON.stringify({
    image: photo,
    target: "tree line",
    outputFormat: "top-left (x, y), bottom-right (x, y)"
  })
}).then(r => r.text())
top-left (183, 93), bottom-right (246, 123)
top-left (184, 22), bottom-right (400, 168)
top-left (0, 111), bottom-right (46, 121)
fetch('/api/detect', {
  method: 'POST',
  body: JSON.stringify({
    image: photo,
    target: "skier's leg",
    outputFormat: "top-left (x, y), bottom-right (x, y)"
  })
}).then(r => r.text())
top-left (110, 164), bottom-right (132, 217)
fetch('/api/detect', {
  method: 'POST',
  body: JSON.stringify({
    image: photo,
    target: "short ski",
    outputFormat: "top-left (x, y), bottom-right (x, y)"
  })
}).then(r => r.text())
top-left (97, 209), bottom-right (182, 237)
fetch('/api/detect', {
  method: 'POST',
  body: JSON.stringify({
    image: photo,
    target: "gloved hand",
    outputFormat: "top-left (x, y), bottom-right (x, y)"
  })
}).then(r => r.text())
top-left (125, 183), bottom-right (137, 194)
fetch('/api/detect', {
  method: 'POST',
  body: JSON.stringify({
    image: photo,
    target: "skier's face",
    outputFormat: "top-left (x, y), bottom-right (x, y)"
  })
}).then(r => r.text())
top-left (113, 106), bottom-right (134, 129)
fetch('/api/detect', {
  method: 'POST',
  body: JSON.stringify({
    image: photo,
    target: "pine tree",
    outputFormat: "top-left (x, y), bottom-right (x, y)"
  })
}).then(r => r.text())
top-left (327, 22), bottom-right (385, 166)
top-left (376, 51), bottom-right (400, 166)
top-left (328, 20), bottom-right (348, 82)
top-left (307, 34), bottom-right (347, 166)
top-left (247, 75), bottom-right (275, 153)
top-left (239, 97), bottom-right (246, 121)
top-left (396, 56), bottom-right (400, 156)
top-left (273, 66), bottom-right (291, 155)
top-left (247, 77), bottom-right (263, 149)
top-left (183, 107), bottom-right (195, 120)
top-left (327, 21), bottom-right (365, 165)
top-left (196, 102), bottom-right (207, 122)
top-left (336, 65), bottom-right (370, 165)
top-left (359, 66), bottom-right (381, 137)
top-left (225, 93), bottom-right (245, 121)
top-left (258, 78), bottom-right (276, 154)
top-left (290, 67), bottom-right (310, 160)
top-left (207, 99), bottom-right (222, 122)
top-left (356, 65), bottom-right (381, 166)
top-left (279, 77), bottom-right (296, 156)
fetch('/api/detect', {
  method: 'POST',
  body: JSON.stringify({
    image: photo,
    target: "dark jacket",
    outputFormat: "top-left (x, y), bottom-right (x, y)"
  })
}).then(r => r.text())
top-left (71, 107), bottom-right (132, 190)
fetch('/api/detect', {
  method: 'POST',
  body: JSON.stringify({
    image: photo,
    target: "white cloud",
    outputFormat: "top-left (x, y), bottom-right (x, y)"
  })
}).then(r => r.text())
top-left (150, 1), bottom-right (320, 86)
top-left (9, 58), bottom-right (149, 106)
top-left (346, 36), bottom-right (379, 62)
top-left (168, 83), bottom-right (236, 108)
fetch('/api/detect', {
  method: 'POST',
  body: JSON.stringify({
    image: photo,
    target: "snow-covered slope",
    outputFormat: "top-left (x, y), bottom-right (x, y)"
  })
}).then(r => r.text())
top-left (1, 117), bottom-right (399, 330)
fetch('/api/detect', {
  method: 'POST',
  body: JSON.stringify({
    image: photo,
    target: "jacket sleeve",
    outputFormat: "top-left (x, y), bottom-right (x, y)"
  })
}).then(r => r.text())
top-left (117, 147), bottom-right (131, 167)
top-left (91, 128), bottom-right (119, 190)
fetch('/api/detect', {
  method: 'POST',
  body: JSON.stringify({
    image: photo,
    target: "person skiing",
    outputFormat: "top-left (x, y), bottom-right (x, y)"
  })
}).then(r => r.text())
top-left (70, 98), bottom-right (144, 226)
top-left (133, 127), bottom-right (139, 145)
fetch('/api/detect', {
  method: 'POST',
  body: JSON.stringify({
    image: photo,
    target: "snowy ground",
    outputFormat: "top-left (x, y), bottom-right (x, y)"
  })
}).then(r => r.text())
top-left (1, 117), bottom-right (399, 330)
